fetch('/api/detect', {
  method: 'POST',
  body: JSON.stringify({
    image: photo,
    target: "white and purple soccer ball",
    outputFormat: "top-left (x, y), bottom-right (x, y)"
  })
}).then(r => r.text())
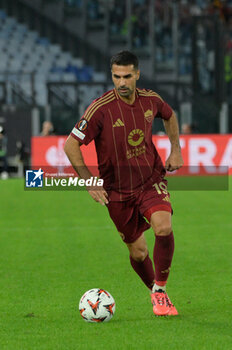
top-left (79, 288), bottom-right (116, 323)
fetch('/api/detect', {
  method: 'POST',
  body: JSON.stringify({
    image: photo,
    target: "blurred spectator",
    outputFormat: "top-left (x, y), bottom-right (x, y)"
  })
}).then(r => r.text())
top-left (208, 0), bottom-right (232, 22)
top-left (0, 125), bottom-right (8, 179)
top-left (15, 140), bottom-right (30, 177)
top-left (66, 0), bottom-right (232, 79)
top-left (40, 121), bottom-right (55, 136)
top-left (65, 0), bottom-right (83, 8)
top-left (87, 0), bottom-right (104, 20)
top-left (132, 2), bottom-right (149, 48)
top-left (109, 0), bottom-right (126, 36)
top-left (225, 36), bottom-right (232, 96)
top-left (65, 0), bottom-right (232, 81)
top-left (181, 123), bottom-right (192, 134)
top-left (87, 0), bottom-right (100, 20)
top-left (16, 141), bottom-right (30, 164)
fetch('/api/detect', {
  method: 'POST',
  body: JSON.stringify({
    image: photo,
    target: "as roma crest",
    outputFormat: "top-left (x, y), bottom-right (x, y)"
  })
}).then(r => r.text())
top-left (144, 109), bottom-right (153, 123)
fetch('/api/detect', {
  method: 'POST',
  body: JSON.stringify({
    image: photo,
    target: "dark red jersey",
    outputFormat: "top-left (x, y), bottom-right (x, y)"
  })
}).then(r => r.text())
top-left (70, 88), bottom-right (173, 201)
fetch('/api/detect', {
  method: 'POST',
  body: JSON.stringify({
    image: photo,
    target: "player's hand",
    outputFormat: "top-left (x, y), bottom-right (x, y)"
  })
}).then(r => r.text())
top-left (165, 149), bottom-right (184, 172)
top-left (87, 186), bottom-right (109, 206)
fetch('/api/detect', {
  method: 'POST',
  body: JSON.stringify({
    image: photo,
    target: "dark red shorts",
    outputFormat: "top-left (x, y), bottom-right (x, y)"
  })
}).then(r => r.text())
top-left (107, 178), bottom-right (172, 244)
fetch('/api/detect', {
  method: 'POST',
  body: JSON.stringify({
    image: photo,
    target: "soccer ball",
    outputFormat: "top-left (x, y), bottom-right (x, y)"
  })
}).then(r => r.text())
top-left (79, 288), bottom-right (116, 323)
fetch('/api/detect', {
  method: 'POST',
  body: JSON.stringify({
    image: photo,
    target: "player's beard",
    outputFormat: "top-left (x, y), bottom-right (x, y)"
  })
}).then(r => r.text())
top-left (117, 86), bottom-right (133, 97)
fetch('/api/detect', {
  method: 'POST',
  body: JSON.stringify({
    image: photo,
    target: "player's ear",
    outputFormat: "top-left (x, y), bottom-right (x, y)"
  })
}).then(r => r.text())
top-left (136, 70), bottom-right (140, 80)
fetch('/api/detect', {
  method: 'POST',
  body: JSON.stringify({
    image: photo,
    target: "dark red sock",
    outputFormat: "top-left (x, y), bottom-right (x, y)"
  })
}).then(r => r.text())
top-left (130, 254), bottom-right (155, 290)
top-left (153, 232), bottom-right (174, 283)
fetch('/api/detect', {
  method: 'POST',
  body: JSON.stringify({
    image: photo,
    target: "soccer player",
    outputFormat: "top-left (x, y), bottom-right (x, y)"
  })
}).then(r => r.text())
top-left (64, 51), bottom-right (183, 316)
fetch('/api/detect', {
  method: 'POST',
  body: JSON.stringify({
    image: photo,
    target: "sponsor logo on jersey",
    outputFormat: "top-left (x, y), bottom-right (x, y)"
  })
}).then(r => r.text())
top-left (128, 129), bottom-right (144, 146)
top-left (126, 145), bottom-right (146, 159)
top-left (144, 109), bottom-right (153, 122)
top-left (77, 119), bottom-right (88, 131)
top-left (113, 118), bottom-right (125, 127)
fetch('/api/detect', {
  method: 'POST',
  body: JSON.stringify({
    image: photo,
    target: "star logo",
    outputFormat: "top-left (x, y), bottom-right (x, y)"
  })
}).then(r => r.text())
top-left (32, 168), bottom-right (44, 181)
top-left (25, 168), bottom-right (44, 188)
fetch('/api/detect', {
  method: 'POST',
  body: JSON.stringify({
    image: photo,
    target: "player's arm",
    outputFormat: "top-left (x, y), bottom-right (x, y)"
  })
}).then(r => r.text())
top-left (64, 136), bottom-right (108, 205)
top-left (163, 111), bottom-right (183, 172)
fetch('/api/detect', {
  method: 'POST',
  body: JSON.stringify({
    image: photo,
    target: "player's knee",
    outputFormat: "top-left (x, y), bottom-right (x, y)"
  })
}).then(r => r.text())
top-left (155, 223), bottom-right (172, 236)
top-left (130, 247), bottom-right (148, 262)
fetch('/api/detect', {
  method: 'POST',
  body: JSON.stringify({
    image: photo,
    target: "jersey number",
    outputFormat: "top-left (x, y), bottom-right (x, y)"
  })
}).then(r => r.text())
top-left (153, 182), bottom-right (168, 195)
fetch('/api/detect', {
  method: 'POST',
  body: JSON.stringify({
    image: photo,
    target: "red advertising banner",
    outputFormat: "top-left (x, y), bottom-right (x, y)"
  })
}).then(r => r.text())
top-left (31, 134), bottom-right (232, 175)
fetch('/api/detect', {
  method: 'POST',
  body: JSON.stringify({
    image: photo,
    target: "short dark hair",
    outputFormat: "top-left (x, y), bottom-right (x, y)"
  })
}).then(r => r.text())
top-left (110, 51), bottom-right (139, 70)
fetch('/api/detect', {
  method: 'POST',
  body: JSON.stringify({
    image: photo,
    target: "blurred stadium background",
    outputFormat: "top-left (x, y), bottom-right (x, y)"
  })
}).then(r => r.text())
top-left (0, 0), bottom-right (231, 177)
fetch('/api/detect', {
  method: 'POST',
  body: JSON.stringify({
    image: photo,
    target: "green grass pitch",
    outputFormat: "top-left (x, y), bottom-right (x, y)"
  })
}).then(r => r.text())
top-left (0, 178), bottom-right (231, 350)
